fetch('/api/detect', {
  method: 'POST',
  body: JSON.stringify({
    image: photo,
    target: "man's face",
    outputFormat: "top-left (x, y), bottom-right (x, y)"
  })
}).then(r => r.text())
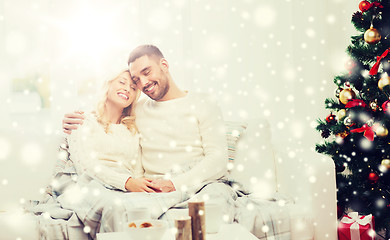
top-left (129, 55), bottom-right (170, 101)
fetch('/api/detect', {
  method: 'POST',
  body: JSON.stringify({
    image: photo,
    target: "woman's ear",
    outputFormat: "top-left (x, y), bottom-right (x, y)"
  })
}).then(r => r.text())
top-left (160, 58), bottom-right (169, 72)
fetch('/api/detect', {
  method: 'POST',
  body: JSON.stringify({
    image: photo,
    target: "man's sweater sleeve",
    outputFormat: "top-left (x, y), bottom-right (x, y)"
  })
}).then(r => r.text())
top-left (171, 96), bottom-right (228, 191)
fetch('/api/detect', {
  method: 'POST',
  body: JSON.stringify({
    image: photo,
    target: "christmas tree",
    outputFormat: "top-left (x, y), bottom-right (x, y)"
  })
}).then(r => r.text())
top-left (315, 0), bottom-right (390, 234)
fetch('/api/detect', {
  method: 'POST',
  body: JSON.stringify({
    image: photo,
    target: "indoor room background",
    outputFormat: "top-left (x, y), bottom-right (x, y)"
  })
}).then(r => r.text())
top-left (0, 0), bottom-right (357, 209)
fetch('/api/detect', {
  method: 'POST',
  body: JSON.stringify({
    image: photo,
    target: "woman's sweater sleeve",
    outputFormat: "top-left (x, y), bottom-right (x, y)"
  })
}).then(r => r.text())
top-left (132, 146), bottom-right (145, 178)
top-left (67, 117), bottom-right (132, 191)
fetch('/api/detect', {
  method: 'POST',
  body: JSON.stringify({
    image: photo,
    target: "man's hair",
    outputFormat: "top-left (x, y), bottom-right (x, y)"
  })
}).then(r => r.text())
top-left (127, 45), bottom-right (164, 65)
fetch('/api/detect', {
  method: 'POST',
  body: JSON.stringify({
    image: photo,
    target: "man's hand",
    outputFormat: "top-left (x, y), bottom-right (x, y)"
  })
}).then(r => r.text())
top-left (151, 179), bottom-right (176, 192)
top-left (63, 111), bottom-right (85, 134)
top-left (125, 177), bottom-right (162, 193)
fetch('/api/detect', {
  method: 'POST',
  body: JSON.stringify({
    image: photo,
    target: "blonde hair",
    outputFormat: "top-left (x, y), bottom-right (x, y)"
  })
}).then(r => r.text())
top-left (95, 69), bottom-right (140, 134)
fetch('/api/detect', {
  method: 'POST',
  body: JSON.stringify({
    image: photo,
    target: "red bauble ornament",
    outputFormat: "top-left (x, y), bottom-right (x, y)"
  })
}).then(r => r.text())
top-left (359, 1), bottom-right (370, 12)
top-left (368, 172), bottom-right (379, 184)
top-left (345, 59), bottom-right (356, 71)
top-left (382, 100), bottom-right (390, 114)
top-left (326, 113), bottom-right (337, 124)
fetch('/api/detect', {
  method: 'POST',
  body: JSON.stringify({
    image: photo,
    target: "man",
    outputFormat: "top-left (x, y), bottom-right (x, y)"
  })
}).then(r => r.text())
top-left (127, 45), bottom-right (228, 193)
top-left (62, 45), bottom-right (236, 233)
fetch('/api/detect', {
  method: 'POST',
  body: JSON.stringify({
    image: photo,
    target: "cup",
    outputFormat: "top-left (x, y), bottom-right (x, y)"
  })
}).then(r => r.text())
top-left (126, 207), bottom-right (151, 221)
top-left (122, 207), bottom-right (152, 231)
top-left (205, 203), bottom-right (223, 234)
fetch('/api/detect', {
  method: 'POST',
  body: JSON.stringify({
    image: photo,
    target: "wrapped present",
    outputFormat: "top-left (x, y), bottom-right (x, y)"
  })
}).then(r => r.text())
top-left (338, 212), bottom-right (375, 240)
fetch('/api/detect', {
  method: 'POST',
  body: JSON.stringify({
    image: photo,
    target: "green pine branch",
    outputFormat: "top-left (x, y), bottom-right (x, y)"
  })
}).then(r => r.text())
top-left (324, 98), bottom-right (344, 110)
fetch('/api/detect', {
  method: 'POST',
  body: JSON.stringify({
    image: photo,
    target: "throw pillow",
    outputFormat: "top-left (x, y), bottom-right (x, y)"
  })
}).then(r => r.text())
top-left (225, 121), bottom-right (248, 172)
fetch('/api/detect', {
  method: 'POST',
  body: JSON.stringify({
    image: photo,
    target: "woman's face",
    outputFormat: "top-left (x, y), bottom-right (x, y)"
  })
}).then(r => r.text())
top-left (107, 72), bottom-right (137, 109)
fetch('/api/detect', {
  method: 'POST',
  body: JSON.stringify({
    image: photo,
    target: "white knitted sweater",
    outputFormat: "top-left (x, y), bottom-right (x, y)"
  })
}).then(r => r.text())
top-left (67, 113), bottom-right (143, 191)
top-left (135, 92), bottom-right (228, 192)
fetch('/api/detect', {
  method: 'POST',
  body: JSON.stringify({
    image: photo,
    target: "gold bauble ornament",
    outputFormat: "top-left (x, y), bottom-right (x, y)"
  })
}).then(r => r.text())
top-left (336, 131), bottom-right (349, 139)
top-left (381, 159), bottom-right (390, 169)
top-left (337, 109), bottom-right (347, 121)
top-left (364, 27), bottom-right (381, 44)
top-left (378, 75), bottom-right (390, 90)
top-left (373, 124), bottom-right (388, 137)
top-left (339, 88), bottom-right (356, 104)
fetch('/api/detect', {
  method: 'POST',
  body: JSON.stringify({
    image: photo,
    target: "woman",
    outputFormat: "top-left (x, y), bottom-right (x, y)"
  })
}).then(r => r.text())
top-left (67, 69), bottom-right (158, 192)
top-left (33, 70), bottom-right (182, 239)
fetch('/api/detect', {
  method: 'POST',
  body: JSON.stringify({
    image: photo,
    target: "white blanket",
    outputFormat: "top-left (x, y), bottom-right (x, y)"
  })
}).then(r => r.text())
top-left (26, 141), bottom-right (293, 240)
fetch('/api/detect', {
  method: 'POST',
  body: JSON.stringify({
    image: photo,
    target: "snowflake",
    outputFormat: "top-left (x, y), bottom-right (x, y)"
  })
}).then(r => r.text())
top-left (262, 225), bottom-right (270, 233)
top-left (359, 139), bottom-right (372, 151)
top-left (2, 179), bottom-right (8, 185)
top-left (309, 176), bottom-right (317, 183)
top-left (254, 5), bottom-right (276, 27)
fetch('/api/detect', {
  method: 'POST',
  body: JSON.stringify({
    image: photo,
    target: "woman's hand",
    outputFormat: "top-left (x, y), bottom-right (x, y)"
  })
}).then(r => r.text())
top-left (63, 111), bottom-right (85, 134)
top-left (125, 177), bottom-right (162, 192)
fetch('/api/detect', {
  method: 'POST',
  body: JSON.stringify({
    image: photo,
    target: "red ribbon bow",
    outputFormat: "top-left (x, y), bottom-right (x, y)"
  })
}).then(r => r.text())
top-left (345, 99), bottom-right (367, 108)
top-left (350, 124), bottom-right (375, 141)
top-left (340, 212), bottom-right (375, 240)
top-left (362, 1), bottom-right (384, 12)
top-left (369, 48), bottom-right (390, 75)
top-left (370, 1), bottom-right (384, 9)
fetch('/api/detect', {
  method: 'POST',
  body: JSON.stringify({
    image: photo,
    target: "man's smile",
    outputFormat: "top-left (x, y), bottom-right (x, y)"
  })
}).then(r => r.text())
top-left (144, 82), bottom-right (157, 93)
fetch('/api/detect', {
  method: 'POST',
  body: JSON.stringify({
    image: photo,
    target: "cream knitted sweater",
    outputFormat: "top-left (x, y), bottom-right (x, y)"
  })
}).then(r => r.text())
top-left (67, 113), bottom-right (143, 191)
top-left (135, 92), bottom-right (228, 192)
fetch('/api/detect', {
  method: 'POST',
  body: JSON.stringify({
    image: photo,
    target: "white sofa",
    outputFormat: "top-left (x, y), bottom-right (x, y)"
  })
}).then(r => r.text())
top-left (0, 118), bottom-right (337, 239)
top-left (229, 119), bottom-right (337, 239)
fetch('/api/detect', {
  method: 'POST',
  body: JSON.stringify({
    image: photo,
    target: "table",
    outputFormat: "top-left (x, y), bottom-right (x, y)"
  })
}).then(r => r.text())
top-left (96, 223), bottom-right (258, 240)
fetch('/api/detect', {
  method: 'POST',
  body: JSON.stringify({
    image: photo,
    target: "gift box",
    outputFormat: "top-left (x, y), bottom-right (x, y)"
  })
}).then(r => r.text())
top-left (338, 212), bottom-right (375, 240)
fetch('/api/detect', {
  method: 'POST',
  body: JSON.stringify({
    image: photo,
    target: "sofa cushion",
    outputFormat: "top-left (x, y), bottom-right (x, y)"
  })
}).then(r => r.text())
top-left (229, 118), bottom-right (277, 199)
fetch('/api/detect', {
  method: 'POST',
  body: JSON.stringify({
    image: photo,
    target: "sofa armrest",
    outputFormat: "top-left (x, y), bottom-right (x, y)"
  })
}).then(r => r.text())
top-left (0, 208), bottom-right (39, 240)
top-left (275, 149), bottom-right (337, 240)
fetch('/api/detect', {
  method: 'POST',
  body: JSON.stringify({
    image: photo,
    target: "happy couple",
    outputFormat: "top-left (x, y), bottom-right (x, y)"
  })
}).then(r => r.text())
top-left (55, 44), bottom-right (238, 238)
